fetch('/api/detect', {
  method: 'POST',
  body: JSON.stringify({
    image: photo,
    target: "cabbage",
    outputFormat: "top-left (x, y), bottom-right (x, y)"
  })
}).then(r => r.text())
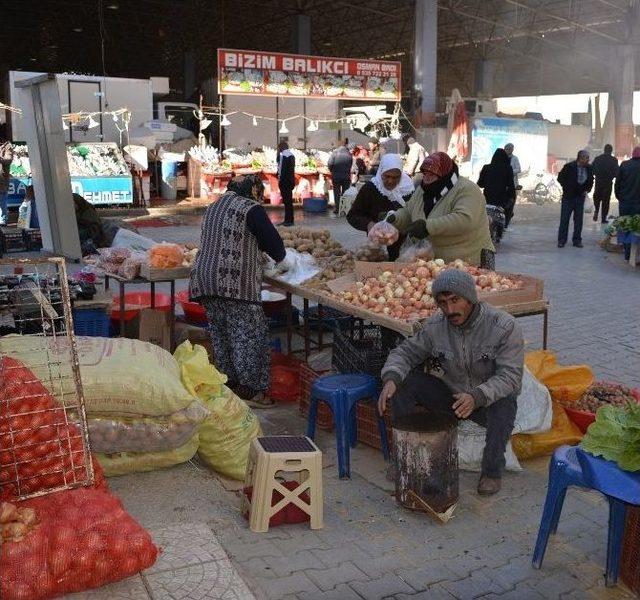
top-left (581, 402), bottom-right (640, 471)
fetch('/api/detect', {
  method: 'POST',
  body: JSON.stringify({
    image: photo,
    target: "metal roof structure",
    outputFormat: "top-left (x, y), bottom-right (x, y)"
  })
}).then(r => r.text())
top-left (2, 0), bottom-right (637, 106)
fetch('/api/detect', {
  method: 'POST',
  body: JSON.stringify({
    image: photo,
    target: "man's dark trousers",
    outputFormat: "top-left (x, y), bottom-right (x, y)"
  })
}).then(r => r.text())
top-left (558, 195), bottom-right (585, 245)
top-left (391, 370), bottom-right (518, 478)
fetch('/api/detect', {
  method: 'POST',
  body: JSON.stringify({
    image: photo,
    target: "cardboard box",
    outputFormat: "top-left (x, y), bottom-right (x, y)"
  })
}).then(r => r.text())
top-left (139, 308), bottom-right (172, 351)
top-left (174, 320), bottom-right (213, 362)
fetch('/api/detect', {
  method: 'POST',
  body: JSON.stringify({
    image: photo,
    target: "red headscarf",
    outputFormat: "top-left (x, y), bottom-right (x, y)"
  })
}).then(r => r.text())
top-left (632, 146), bottom-right (640, 159)
top-left (420, 152), bottom-right (455, 179)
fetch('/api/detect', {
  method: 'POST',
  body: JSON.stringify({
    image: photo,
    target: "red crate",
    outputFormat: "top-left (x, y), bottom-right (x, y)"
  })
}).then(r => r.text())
top-left (355, 401), bottom-right (393, 450)
top-left (621, 505), bottom-right (640, 595)
top-left (299, 363), bottom-right (334, 430)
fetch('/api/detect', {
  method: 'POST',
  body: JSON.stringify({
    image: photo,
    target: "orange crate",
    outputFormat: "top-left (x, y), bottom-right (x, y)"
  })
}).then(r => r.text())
top-left (355, 401), bottom-right (393, 450)
top-left (621, 505), bottom-right (640, 594)
top-left (299, 363), bottom-right (334, 430)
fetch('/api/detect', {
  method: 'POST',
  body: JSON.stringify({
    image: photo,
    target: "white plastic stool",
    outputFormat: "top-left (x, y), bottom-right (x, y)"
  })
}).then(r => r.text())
top-left (243, 436), bottom-right (323, 533)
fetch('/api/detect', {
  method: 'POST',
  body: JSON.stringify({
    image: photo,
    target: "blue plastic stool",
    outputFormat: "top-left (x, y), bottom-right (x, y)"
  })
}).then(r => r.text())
top-left (532, 445), bottom-right (640, 586)
top-left (306, 374), bottom-right (390, 479)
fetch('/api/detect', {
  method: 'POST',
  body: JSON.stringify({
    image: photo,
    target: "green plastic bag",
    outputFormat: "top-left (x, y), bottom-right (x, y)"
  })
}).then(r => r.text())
top-left (96, 433), bottom-right (199, 476)
top-left (174, 341), bottom-right (262, 480)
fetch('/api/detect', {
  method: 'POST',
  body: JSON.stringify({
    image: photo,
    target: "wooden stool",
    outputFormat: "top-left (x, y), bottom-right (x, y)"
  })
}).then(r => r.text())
top-left (243, 436), bottom-right (323, 533)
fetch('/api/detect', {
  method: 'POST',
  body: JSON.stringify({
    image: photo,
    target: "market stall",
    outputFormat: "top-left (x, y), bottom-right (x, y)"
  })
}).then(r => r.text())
top-left (7, 142), bottom-right (133, 207)
top-left (263, 226), bottom-right (549, 356)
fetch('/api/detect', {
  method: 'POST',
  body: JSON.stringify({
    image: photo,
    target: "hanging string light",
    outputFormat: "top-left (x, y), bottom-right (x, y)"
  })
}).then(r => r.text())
top-left (279, 120), bottom-right (289, 134)
top-left (252, 116), bottom-right (258, 126)
top-left (87, 115), bottom-right (100, 129)
top-left (221, 114), bottom-right (232, 127)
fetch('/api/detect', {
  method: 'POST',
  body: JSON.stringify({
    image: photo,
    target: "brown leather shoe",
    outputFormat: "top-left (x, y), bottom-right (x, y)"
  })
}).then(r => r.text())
top-left (477, 475), bottom-right (502, 496)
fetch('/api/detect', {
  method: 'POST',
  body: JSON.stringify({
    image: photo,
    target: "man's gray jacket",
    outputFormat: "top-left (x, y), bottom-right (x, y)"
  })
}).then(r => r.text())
top-left (381, 302), bottom-right (524, 407)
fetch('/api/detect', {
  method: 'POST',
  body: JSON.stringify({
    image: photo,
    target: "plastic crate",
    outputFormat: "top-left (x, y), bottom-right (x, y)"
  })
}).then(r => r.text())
top-left (268, 306), bottom-right (300, 330)
top-left (0, 228), bottom-right (26, 254)
top-left (355, 401), bottom-right (393, 450)
top-left (621, 505), bottom-right (640, 595)
top-left (305, 305), bottom-right (352, 331)
top-left (298, 362), bottom-right (334, 430)
top-left (332, 321), bottom-right (395, 382)
top-left (22, 229), bottom-right (42, 251)
top-left (302, 197), bottom-right (328, 213)
top-left (72, 308), bottom-right (111, 337)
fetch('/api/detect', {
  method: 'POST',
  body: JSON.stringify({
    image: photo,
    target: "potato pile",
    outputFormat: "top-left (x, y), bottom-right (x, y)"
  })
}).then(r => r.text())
top-left (278, 227), bottom-right (348, 259)
top-left (334, 259), bottom-right (523, 322)
top-left (278, 226), bottom-right (355, 288)
top-left (1, 501), bottom-right (38, 545)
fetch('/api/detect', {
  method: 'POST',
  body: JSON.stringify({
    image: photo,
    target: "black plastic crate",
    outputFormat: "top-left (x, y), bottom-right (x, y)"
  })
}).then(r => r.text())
top-left (305, 305), bottom-right (352, 331)
top-left (0, 228), bottom-right (26, 254)
top-left (22, 229), bottom-right (42, 251)
top-left (332, 321), bottom-right (395, 381)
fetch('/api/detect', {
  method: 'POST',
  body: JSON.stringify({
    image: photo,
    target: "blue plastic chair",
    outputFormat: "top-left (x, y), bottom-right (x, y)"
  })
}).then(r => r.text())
top-left (306, 373), bottom-right (390, 479)
top-left (532, 445), bottom-right (640, 587)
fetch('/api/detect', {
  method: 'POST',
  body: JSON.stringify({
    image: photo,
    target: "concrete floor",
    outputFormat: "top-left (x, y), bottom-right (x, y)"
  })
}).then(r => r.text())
top-left (65, 201), bottom-right (639, 599)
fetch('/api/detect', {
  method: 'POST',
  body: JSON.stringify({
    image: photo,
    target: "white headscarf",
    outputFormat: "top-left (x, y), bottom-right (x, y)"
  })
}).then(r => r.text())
top-left (371, 153), bottom-right (415, 206)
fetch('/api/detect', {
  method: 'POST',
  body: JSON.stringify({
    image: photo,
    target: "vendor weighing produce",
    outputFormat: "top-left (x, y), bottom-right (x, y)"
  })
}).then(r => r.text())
top-left (378, 269), bottom-right (524, 496)
top-left (347, 153), bottom-right (415, 260)
top-left (371, 152), bottom-right (495, 269)
top-left (190, 174), bottom-right (287, 408)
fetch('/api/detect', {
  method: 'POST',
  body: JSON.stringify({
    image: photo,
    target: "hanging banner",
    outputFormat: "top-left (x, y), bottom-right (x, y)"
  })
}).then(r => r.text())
top-left (217, 48), bottom-right (401, 101)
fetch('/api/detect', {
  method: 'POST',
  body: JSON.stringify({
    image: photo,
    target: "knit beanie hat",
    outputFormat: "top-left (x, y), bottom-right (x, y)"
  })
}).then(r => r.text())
top-left (431, 269), bottom-right (478, 304)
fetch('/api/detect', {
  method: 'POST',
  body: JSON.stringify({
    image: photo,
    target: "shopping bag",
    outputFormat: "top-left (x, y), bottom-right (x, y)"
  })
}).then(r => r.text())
top-left (525, 350), bottom-right (594, 404)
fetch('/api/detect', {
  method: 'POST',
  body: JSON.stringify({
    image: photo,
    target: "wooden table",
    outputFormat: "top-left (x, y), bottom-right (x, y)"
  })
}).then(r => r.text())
top-left (264, 276), bottom-right (550, 357)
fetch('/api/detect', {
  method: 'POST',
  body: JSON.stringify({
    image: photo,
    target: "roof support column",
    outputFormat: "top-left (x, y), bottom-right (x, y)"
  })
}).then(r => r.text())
top-left (413, 0), bottom-right (438, 126)
top-left (614, 43), bottom-right (635, 157)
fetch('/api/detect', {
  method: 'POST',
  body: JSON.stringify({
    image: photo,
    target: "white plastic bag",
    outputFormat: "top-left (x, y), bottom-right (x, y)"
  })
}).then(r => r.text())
top-left (338, 186), bottom-right (359, 217)
top-left (458, 367), bottom-right (552, 472)
top-left (458, 420), bottom-right (522, 472)
top-left (111, 228), bottom-right (156, 252)
top-left (265, 248), bottom-right (321, 286)
top-left (397, 238), bottom-right (434, 262)
top-left (17, 199), bottom-right (32, 230)
top-left (367, 220), bottom-right (399, 246)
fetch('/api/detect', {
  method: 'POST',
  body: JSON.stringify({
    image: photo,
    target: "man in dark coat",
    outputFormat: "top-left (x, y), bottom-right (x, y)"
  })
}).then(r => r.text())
top-left (614, 146), bottom-right (640, 260)
top-left (557, 149), bottom-right (594, 248)
top-left (277, 141), bottom-right (296, 226)
top-left (327, 139), bottom-right (353, 215)
top-left (591, 144), bottom-right (618, 223)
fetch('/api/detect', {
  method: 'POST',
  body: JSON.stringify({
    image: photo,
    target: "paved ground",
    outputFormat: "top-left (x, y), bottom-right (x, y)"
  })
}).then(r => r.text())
top-left (64, 201), bottom-right (639, 599)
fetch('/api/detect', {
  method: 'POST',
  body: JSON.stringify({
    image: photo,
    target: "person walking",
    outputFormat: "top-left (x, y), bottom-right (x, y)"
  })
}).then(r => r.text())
top-left (557, 149), bottom-right (594, 248)
top-left (277, 141), bottom-right (295, 226)
top-left (477, 148), bottom-right (516, 226)
top-left (504, 143), bottom-right (521, 188)
top-left (614, 146), bottom-right (640, 260)
top-left (591, 144), bottom-right (618, 223)
top-left (404, 136), bottom-right (427, 177)
top-left (327, 139), bottom-right (353, 215)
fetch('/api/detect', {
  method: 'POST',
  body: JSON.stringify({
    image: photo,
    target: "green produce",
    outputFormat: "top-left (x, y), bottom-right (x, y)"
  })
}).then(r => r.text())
top-left (581, 402), bottom-right (640, 471)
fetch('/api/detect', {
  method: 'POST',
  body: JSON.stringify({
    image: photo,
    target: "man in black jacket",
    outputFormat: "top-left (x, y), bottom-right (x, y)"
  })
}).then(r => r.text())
top-left (614, 146), bottom-right (640, 260)
top-left (591, 144), bottom-right (618, 223)
top-left (557, 150), bottom-right (594, 248)
top-left (328, 139), bottom-right (353, 215)
top-left (277, 141), bottom-right (296, 226)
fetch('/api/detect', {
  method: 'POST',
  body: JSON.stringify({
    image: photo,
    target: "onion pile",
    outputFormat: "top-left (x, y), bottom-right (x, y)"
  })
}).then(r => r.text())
top-left (334, 259), bottom-right (523, 322)
top-left (572, 382), bottom-right (640, 413)
top-left (1, 502), bottom-right (38, 544)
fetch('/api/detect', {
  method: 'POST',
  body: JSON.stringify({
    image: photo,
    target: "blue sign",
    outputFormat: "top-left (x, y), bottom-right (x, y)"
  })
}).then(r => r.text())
top-left (6, 175), bottom-right (133, 207)
top-left (70, 176), bottom-right (133, 206)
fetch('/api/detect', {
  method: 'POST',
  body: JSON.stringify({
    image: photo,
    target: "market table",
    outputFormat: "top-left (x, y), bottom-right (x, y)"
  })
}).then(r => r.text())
top-left (264, 276), bottom-right (550, 357)
top-left (104, 265), bottom-right (190, 349)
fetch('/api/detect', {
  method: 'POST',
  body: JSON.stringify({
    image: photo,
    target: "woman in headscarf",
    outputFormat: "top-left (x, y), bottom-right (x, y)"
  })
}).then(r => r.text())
top-left (190, 174), bottom-right (286, 407)
top-left (477, 148), bottom-right (516, 225)
top-left (347, 153), bottom-right (415, 260)
top-left (384, 152), bottom-right (496, 268)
